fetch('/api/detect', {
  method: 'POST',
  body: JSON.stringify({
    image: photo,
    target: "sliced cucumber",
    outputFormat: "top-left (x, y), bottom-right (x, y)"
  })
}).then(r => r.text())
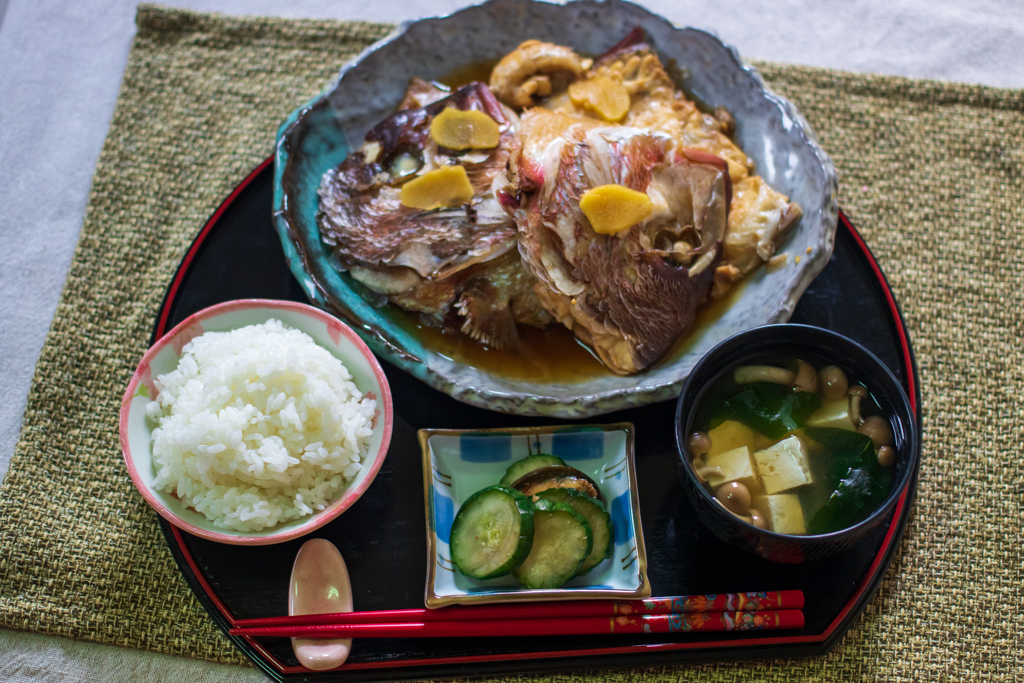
top-left (499, 454), bottom-right (567, 487)
top-left (536, 488), bottom-right (613, 576)
top-left (450, 486), bottom-right (535, 580)
top-left (512, 499), bottom-right (592, 589)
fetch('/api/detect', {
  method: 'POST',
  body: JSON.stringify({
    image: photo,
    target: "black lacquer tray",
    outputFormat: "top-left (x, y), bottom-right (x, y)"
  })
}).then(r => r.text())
top-left (153, 159), bottom-right (921, 682)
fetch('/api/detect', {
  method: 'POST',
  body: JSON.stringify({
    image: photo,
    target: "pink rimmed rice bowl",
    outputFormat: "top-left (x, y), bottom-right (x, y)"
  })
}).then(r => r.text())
top-left (120, 299), bottom-right (393, 545)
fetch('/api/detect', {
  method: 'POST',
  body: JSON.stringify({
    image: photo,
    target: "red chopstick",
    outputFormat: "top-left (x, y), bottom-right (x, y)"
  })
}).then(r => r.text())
top-left (230, 610), bottom-right (803, 639)
top-left (231, 590), bottom-right (803, 629)
top-left (234, 590), bottom-right (802, 628)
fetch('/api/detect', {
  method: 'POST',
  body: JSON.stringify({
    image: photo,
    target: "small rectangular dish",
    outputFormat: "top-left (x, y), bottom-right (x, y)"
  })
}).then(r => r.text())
top-left (420, 423), bottom-right (650, 608)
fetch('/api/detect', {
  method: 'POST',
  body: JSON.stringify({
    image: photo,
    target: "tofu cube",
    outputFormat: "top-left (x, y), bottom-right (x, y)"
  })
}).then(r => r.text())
top-left (753, 494), bottom-right (806, 535)
top-left (753, 436), bottom-right (812, 494)
top-left (706, 420), bottom-right (756, 458)
top-left (805, 397), bottom-right (856, 432)
top-left (705, 446), bottom-right (757, 489)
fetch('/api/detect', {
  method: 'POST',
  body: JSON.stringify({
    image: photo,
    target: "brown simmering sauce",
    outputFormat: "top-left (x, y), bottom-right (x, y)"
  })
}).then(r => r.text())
top-left (667, 279), bottom-right (751, 359)
top-left (442, 61), bottom-right (500, 90)
top-left (393, 280), bottom-right (748, 383)
top-left (394, 313), bottom-right (608, 383)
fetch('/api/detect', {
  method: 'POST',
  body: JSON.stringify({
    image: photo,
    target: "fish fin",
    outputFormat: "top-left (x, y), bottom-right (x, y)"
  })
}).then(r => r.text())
top-left (455, 284), bottom-right (520, 350)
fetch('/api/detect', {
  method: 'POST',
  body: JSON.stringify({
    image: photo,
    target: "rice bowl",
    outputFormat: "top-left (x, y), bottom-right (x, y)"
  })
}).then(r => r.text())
top-left (146, 320), bottom-right (376, 532)
top-left (120, 299), bottom-right (393, 545)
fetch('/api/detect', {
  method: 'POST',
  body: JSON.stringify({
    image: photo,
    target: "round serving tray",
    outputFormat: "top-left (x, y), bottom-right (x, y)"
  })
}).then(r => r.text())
top-left (154, 159), bottom-right (920, 682)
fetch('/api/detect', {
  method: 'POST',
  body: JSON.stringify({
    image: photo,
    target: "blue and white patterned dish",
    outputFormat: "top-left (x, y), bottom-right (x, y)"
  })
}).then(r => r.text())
top-left (419, 423), bottom-right (650, 607)
top-left (273, 0), bottom-right (839, 417)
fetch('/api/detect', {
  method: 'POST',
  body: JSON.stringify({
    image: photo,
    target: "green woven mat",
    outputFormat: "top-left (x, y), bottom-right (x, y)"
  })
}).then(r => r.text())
top-left (2, 5), bottom-right (1022, 680)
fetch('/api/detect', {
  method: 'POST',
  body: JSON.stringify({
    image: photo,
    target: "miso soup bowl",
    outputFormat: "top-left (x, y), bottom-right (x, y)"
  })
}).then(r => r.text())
top-left (674, 324), bottom-right (918, 563)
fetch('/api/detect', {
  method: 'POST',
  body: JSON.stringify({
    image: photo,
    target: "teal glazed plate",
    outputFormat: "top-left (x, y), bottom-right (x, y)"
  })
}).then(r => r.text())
top-left (419, 423), bottom-right (650, 607)
top-left (273, 0), bottom-right (839, 417)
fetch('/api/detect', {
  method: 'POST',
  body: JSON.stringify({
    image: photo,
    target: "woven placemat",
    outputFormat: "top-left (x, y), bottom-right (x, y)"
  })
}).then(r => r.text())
top-left (1, 5), bottom-right (1021, 680)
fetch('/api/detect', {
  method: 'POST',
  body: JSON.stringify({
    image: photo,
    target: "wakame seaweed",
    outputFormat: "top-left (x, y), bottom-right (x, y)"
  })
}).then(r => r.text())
top-left (805, 427), bottom-right (893, 534)
top-left (723, 382), bottom-right (822, 440)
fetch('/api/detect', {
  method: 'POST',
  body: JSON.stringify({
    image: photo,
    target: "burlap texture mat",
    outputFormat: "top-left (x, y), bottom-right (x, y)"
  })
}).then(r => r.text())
top-left (1, 5), bottom-right (1021, 680)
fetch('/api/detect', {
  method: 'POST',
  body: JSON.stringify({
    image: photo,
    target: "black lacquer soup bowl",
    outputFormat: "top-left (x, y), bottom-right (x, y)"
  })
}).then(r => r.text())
top-left (674, 324), bottom-right (919, 563)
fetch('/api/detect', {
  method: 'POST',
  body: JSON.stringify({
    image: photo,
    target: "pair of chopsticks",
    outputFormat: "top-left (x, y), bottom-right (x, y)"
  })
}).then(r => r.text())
top-left (229, 590), bottom-right (804, 639)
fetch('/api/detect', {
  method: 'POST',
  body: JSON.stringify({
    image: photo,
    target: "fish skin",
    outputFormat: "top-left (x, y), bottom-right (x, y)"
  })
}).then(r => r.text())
top-left (581, 37), bottom-right (801, 286)
top-left (318, 82), bottom-right (519, 280)
top-left (317, 81), bottom-right (550, 349)
top-left (505, 109), bottom-right (729, 375)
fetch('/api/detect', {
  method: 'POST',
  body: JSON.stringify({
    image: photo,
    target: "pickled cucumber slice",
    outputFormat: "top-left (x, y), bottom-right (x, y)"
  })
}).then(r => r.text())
top-left (512, 499), bottom-right (592, 589)
top-left (536, 488), bottom-right (613, 576)
top-left (450, 486), bottom-right (534, 579)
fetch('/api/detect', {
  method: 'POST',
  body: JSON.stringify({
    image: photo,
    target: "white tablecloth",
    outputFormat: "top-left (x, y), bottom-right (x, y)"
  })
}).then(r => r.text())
top-left (1, 0), bottom-right (1021, 680)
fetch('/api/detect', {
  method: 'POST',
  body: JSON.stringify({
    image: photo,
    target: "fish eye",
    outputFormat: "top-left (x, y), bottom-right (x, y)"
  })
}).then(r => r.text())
top-left (390, 151), bottom-right (423, 181)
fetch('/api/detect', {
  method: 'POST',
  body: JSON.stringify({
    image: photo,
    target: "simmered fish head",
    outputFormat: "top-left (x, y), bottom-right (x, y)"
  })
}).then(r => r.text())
top-left (543, 30), bottom-right (802, 301)
top-left (502, 109), bottom-right (731, 375)
top-left (319, 82), bottom-right (519, 281)
top-left (316, 82), bottom-right (550, 349)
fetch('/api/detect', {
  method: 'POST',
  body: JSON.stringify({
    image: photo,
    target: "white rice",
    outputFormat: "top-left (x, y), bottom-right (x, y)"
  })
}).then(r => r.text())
top-left (145, 319), bottom-right (376, 532)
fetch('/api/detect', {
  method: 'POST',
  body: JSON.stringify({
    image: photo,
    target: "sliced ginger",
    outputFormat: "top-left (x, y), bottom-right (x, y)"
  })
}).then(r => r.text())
top-left (568, 77), bottom-right (631, 123)
top-left (429, 107), bottom-right (501, 150)
top-left (579, 184), bottom-right (653, 235)
top-left (400, 166), bottom-right (475, 210)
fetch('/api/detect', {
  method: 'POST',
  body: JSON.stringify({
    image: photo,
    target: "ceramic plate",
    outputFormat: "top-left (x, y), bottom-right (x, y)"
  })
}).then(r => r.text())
top-left (273, 0), bottom-right (839, 417)
top-left (420, 423), bottom-right (650, 607)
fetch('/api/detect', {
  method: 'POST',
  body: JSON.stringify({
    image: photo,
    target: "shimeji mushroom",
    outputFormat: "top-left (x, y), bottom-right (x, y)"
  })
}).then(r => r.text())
top-left (819, 366), bottom-right (849, 400)
top-left (694, 464), bottom-right (725, 483)
top-left (748, 508), bottom-right (768, 529)
top-left (793, 360), bottom-right (819, 393)
top-left (733, 365), bottom-right (796, 385)
top-left (734, 359), bottom-right (820, 393)
top-left (848, 385), bottom-right (868, 426)
top-left (689, 431), bottom-right (712, 457)
top-left (715, 481), bottom-right (752, 515)
top-left (859, 415), bottom-right (895, 449)
top-left (713, 493), bottom-right (760, 527)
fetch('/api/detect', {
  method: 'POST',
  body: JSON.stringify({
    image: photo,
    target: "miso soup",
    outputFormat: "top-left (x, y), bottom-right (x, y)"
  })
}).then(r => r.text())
top-left (687, 358), bottom-right (897, 536)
